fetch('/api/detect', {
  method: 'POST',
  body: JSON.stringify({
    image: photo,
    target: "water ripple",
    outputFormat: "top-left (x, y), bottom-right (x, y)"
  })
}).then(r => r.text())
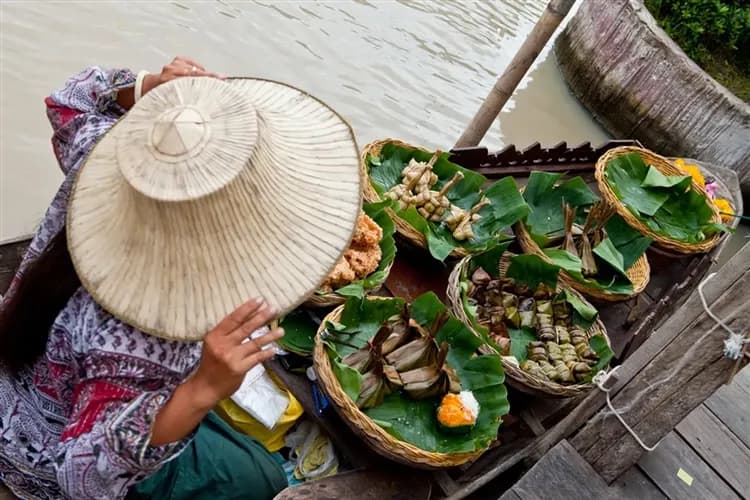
top-left (0, 0), bottom-right (609, 241)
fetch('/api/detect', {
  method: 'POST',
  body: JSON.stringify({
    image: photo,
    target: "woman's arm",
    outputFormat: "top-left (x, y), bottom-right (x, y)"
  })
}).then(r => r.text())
top-left (54, 297), bottom-right (282, 498)
top-left (150, 299), bottom-right (282, 445)
top-left (45, 57), bottom-right (220, 175)
top-left (45, 66), bottom-right (136, 174)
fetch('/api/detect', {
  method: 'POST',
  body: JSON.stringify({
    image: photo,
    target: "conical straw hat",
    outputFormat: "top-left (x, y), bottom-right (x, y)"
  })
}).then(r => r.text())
top-left (67, 77), bottom-right (361, 341)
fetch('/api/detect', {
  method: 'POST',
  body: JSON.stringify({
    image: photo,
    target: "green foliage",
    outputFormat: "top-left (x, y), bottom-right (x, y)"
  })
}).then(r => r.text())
top-left (366, 143), bottom-right (529, 261)
top-left (325, 294), bottom-right (509, 454)
top-left (604, 153), bottom-right (729, 243)
top-left (645, 0), bottom-right (750, 100)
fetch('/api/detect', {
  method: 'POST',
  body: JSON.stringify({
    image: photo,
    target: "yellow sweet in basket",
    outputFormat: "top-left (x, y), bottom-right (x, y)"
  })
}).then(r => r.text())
top-left (215, 375), bottom-right (304, 452)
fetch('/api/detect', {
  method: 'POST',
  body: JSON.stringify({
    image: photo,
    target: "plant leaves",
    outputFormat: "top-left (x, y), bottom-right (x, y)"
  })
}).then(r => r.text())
top-left (331, 296), bottom-right (406, 357)
top-left (325, 293), bottom-right (508, 454)
top-left (366, 143), bottom-right (528, 261)
top-left (641, 166), bottom-right (692, 189)
top-left (563, 289), bottom-right (599, 329)
top-left (604, 153), bottom-right (669, 216)
top-left (605, 153), bottom-right (730, 243)
top-left (523, 172), bottom-right (600, 236)
top-left (644, 188), bottom-right (729, 243)
top-left (331, 358), bottom-right (363, 401)
top-left (586, 335), bottom-right (614, 380)
top-left (593, 237), bottom-right (627, 276)
top-left (544, 249), bottom-right (634, 296)
top-left (277, 310), bottom-right (318, 356)
top-left (509, 327), bottom-right (537, 362)
top-left (604, 215), bottom-right (652, 269)
top-left (466, 242), bottom-right (512, 279)
top-left (505, 254), bottom-right (561, 290)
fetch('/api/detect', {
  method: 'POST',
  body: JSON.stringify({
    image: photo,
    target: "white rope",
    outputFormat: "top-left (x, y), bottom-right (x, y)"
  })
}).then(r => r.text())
top-left (698, 272), bottom-right (749, 360)
top-left (593, 367), bottom-right (660, 452)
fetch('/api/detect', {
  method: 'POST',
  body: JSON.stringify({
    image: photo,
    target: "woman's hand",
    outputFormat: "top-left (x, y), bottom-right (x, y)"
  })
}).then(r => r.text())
top-left (190, 299), bottom-right (284, 408)
top-left (151, 299), bottom-right (283, 446)
top-left (141, 56), bottom-right (224, 96)
top-left (116, 56), bottom-right (223, 110)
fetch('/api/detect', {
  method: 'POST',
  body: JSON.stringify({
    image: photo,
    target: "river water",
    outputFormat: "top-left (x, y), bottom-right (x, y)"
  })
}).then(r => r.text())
top-left (0, 0), bottom-right (611, 242)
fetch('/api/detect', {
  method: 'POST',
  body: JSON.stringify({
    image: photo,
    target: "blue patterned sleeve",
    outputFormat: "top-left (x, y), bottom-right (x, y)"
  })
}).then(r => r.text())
top-left (53, 292), bottom-right (203, 499)
top-left (45, 66), bottom-right (135, 174)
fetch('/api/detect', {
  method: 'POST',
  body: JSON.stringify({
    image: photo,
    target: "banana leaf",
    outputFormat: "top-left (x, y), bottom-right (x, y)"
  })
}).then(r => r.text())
top-left (327, 200), bottom-right (397, 298)
top-left (543, 248), bottom-right (634, 296)
top-left (325, 293), bottom-right (509, 454)
top-left (641, 166), bottom-right (691, 190)
top-left (604, 216), bottom-right (653, 269)
top-left (277, 309), bottom-right (318, 356)
top-left (462, 247), bottom-right (599, 331)
top-left (366, 143), bottom-right (529, 261)
top-left (521, 171), bottom-right (651, 295)
top-left (508, 332), bottom-right (613, 383)
top-left (509, 327), bottom-right (537, 360)
top-left (604, 153), bottom-right (729, 243)
top-left (506, 254), bottom-right (561, 290)
top-left (522, 172), bottom-right (600, 239)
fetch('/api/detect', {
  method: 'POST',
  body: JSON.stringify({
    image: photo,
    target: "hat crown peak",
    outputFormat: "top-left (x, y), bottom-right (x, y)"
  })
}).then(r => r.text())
top-left (151, 106), bottom-right (208, 156)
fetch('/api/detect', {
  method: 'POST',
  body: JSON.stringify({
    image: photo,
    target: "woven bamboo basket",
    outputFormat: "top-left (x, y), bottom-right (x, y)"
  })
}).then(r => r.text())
top-left (304, 259), bottom-right (394, 308)
top-left (312, 301), bottom-right (485, 468)
top-left (360, 138), bottom-right (470, 259)
top-left (446, 253), bottom-right (611, 398)
top-left (595, 146), bottom-right (723, 254)
top-left (514, 219), bottom-right (651, 302)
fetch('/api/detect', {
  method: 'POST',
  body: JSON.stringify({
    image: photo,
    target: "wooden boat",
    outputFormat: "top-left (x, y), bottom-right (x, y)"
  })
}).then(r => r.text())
top-left (0, 140), bottom-right (745, 499)
top-left (270, 140), bottom-right (746, 499)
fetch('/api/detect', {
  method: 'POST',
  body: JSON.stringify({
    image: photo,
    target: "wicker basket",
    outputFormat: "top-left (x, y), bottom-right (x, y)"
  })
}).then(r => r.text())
top-left (446, 254), bottom-right (611, 398)
top-left (595, 146), bottom-right (723, 254)
top-left (361, 138), bottom-right (470, 259)
top-left (312, 302), bottom-right (484, 468)
top-left (304, 259), bottom-right (394, 308)
top-left (514, 219), bottom-right (650, 302)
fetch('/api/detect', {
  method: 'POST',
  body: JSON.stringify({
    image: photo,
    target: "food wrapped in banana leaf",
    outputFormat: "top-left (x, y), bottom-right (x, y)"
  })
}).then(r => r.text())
top-left (401, 342), bottom-right (461, 400)
top-left (519, 297), bottom-right (536, 328)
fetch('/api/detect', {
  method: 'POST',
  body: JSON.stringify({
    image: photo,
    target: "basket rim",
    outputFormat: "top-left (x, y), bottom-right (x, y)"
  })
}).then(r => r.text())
top-left (360, 138), bottom-right (478, 259)
top-left (312, 297), bottom-right (492, 468)
top-left (513, 181), bottom-right (650, 301)
top-left (514, 218), bottom-right (650, 301)
top-left (305, 258), bottom-right (395, 307)
top-left (306, 204), bottom-right (398, 307)
top-left (594, 146), bottom-right (723, 254)
top-left (446, 252), bottom-right (611, 397)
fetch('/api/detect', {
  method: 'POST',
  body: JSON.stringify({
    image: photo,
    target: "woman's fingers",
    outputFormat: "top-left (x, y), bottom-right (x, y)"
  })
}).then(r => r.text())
top-left (182, 68), bottom-right (223, 79)
top-left (212, 298), bottom-right (263, 335)
top-left (228, 304), bottom-right (277, 342)
top-left (239, 328), bottom-right (284, 357)
top-left (239, 346), bottom-right (277, 372)
top-left (175, 56), bottom-right (206, 71)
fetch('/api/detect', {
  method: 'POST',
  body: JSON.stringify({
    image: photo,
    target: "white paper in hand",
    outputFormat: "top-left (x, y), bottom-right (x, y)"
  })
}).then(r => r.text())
top-left (230, 327), bottom-right (290, 430)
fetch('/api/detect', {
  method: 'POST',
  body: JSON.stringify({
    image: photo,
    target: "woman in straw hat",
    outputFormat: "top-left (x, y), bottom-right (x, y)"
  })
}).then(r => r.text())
top-left (0, 57), bottom-right (362, 499)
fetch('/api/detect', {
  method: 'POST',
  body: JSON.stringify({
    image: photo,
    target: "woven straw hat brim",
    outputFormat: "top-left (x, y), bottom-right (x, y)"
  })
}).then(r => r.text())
top-left (67, 77), bottom-right (361, 341)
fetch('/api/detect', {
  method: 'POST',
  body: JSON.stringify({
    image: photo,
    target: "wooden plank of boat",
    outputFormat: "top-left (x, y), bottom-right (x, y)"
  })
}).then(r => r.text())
top-left (637, 432), bottom-right (740, 500)
top-left (703, 367), bottom-right (750, 450)
top-left (497, 440), bottom-right (611, 500)
top-left (273, 467), bottom-right (433, 500)
top-left (676, 402), bottom-right (750, 496)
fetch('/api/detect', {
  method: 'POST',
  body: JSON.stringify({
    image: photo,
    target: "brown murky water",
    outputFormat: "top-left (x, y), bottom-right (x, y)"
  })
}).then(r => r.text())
top-left (0, 0), bottom-right (612, 241)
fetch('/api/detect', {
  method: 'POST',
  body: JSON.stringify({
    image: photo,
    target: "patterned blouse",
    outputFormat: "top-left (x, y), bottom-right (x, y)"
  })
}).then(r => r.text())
top-left (0, 67), bottom-right (203, 499)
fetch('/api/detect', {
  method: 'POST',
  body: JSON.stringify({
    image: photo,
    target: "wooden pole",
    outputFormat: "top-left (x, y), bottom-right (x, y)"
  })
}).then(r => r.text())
top-left (570, 242), bottom-right (750, 483)
top-left (454, 0), bottom-right (576, 149)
